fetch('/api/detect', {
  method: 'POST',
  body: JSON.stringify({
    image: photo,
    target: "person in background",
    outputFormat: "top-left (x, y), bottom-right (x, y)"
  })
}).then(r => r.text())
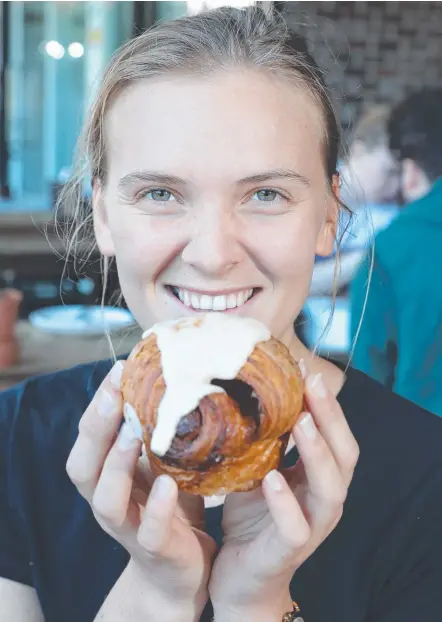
top-left (350, 89), bottom-right (442, 417)
top-left (339, 105), bottom-right (400, 212)
top-left (310, 105), bottom-right (399, 295)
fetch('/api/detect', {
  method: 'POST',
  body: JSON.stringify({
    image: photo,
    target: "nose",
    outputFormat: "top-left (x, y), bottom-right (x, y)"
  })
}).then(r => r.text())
top-left (181, 211), bottom-right (244, 277)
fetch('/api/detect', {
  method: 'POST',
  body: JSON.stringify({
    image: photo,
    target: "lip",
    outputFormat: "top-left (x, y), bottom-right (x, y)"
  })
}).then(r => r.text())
top-left (164, 285), bottom-right (261, 312)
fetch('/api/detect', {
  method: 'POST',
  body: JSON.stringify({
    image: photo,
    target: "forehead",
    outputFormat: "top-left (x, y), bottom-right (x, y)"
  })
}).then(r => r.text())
top-left (105, 70), bottom-right (325, 182)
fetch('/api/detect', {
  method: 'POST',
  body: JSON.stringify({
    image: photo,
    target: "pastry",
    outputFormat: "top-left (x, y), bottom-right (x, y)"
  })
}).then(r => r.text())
top-left (121, 314), bottom-right (304, 495)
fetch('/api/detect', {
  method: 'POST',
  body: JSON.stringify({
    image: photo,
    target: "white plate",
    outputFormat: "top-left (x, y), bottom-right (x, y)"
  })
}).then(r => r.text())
top-left (29, 305), bottom-right (135, 336)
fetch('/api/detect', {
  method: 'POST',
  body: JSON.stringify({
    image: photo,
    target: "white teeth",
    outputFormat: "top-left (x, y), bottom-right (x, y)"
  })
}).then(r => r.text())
top-left (226, 293), bottom-right (237, 309)
top-left (191, 294), bottom-right (199, 308)
top-left (173, 288), bottom-right (254, 311)
top-left (213, 295), bottom-right (227, 311)
top-left (199, 295), bottom-right (213, 310)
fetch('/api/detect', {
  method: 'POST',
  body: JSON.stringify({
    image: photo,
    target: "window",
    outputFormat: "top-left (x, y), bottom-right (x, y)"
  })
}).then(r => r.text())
top-left (0, 1), bottom-right (259, 212)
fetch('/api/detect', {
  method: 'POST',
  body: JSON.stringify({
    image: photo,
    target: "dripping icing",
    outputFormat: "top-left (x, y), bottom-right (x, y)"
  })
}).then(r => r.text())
top-left (142, 313), bottom-right (271, 456)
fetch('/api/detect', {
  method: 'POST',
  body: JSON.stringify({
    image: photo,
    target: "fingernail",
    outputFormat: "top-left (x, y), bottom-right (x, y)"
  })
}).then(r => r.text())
top-left (265, 469), bottom-right (284, 492)
top-left (117, 422), bottom-right (141, 450)
top-left (298, 358), bottom-right (307, 380)
top-left (307, 373), bottom-right (327, 398)
top-left (123, 403), bottom-right (144, 441)
top-left (298, 412), bottom-right (317, 440)
top-left (151, 475), bottom-right (175, 500)
top-left (97, 390), bottom-right (115, 417)
top-left (110, 361), bottom-right (124, 390)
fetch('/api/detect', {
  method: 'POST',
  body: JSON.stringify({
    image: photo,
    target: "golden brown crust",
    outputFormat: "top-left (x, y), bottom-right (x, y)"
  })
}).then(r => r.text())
top-left (122, 332), bottom-right (304, 495)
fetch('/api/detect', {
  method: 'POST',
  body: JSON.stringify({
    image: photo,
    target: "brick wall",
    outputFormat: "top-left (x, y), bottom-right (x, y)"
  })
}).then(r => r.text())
top-left (282, 1), bottom-right (442, 132)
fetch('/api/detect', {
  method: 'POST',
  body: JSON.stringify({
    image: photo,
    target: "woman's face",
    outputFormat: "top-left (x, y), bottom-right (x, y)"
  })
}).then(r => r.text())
top-left (94, 70), bottom-right (337, 345)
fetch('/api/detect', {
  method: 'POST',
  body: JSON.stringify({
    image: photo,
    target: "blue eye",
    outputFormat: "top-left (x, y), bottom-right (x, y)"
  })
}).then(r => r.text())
top-left (144, 188), bottom-right (174, 202)
top-left (253, 189), bottom-right (282, 202)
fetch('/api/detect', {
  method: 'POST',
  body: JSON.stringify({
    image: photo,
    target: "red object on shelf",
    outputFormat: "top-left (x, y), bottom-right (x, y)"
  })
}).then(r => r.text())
top-left (0, 289), bottom-right (22, 368)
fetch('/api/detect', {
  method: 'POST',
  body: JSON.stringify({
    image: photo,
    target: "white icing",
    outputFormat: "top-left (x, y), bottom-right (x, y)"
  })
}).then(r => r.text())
top-left (142, 313), bottom-right (271, 456)
top-left (124, 402), bottom-right (144, 441)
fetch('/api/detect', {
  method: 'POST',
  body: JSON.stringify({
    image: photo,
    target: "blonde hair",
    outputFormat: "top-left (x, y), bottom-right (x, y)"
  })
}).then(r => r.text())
top-left (56, 6), bottom-right (353, 357)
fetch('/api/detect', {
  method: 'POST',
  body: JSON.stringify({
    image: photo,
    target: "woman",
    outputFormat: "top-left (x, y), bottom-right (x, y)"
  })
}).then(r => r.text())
top-left (1, 8), bottom-right (441, 622)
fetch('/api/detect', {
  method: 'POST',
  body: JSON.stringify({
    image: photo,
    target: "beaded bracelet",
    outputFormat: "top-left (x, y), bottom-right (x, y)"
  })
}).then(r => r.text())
top-left (283, 601), bottom-right (304, 622)
top-left (212, 601), bottom-right (303, 621)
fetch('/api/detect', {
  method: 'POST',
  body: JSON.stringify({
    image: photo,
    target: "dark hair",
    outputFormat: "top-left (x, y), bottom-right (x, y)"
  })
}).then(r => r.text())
top-left (388, 88), bottom-right (442, 182)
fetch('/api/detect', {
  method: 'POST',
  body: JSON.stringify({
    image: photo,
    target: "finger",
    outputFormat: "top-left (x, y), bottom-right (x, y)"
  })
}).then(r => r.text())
top-left (137, 475), bottom-right (179, 556)
top-left (305, 373), bottom-right (359, 483)
top-left (131, 452), bottom-right (155, 512)
top-left (292, 411), bottom-right (347, 517)
top-left (66, 361), bottom-right (125, 501)
top-left (92, 422), bottom-right (142, 529)
top-left (134, 447), bottom-right (155, 490)
top-left (253, 470), bottom-right (310, 574)
top-left (134, 451), bottom-right (204, 530)
top-left (176, 491), bottom-right (205, 531)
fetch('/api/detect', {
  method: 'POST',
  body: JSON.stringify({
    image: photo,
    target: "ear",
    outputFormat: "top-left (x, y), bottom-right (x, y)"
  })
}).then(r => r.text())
top-left (401, 158), bottom-right (430, 203)
top-left (92, 179), bottom-right (115, 257)
top-left (401, 158), bottom-right (418, 196)
top-left (315, 174), bottom-right (340, 257)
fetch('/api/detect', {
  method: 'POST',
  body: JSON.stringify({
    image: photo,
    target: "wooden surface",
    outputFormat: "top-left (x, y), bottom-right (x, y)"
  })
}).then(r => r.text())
top-left (0, 321), bottom-right (143, 391)
top-left (0, 210), bottom-right (53, 228)
top-left (0, 210), bottom-right (69, 255)
top-left (0, 210), bottom-right (95, 257)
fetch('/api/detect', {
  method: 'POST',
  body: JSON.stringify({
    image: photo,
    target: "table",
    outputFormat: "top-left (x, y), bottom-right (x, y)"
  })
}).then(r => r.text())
top-left (0, 210), bottom-right (112, 316)
top-left (0, 210), bottom-right (92, 255)
top-left (0, 321), bottom-right (143, 392)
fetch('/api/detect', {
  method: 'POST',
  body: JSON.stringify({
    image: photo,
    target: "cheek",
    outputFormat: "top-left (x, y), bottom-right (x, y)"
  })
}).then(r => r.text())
top-left (107, 212), bottom-right (168, 281)
top-left (247, 216), bottom-right (318, 279)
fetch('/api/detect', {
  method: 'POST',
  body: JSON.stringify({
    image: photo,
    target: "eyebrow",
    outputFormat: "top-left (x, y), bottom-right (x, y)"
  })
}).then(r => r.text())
top-left (118, 171), bottom-right (186, 190)
top-left (118, 168), bottom-right (310, 190)
top-left (238, 169), bottom-right (310, 187)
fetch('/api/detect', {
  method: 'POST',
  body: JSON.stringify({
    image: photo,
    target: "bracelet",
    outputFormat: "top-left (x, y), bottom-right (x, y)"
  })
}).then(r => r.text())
top-left (283, 601), bottom-right (304, 622)
top-left (211, 601), bottom-right (303, 621)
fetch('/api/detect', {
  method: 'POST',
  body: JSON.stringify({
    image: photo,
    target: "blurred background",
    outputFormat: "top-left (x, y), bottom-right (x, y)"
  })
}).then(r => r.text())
top-left (0, 1), bottom-right (441, 391)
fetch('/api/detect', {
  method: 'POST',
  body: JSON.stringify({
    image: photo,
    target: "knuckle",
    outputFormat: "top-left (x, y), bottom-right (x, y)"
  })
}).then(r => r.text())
top-left (334, 505), bottom-right (344, 524)
top-left (65, 454), bottom-right (76, 481)
top-left (136, 528), bottom-right (163, 556)
top-left (350, 441), bottom-right (361, 465)
top-left (343, 438), bottom-right (360, 468)
top-left (92, 512), bottom-right (115, 538)
top-left (323, 484), bottom-right (347, 510)
top-left (66, 458), bottom-right (92, 488)
top-left (91, 490), bottom-right (121, 528)
top-left (281, 522), bottom-right (311, 550)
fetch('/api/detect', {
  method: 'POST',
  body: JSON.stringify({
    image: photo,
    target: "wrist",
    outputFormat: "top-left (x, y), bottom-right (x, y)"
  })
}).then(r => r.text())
top-left (125, 560), bottom-right (207, 622)
top-left (212, 590), bottom-right (293, 622)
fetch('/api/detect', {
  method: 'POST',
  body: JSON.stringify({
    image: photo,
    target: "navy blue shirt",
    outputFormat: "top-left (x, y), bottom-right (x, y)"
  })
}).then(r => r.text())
top-left (1, 360), bottom-right (442, 622)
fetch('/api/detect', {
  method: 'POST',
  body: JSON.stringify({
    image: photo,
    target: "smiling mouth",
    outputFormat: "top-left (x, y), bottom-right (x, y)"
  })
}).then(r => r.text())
top-left (166, 286), bottom-right (261, 311)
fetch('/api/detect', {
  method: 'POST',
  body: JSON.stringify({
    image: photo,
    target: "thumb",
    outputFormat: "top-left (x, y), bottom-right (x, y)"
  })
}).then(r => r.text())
top-left (136, 474), bottom-right (179, 555)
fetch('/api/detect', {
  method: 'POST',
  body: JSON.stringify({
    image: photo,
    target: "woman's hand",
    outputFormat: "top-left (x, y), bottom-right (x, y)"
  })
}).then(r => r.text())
top-left (66, 361), bottom-right (216, 621)
top-left (209, 372), bottom-right (359, 622)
